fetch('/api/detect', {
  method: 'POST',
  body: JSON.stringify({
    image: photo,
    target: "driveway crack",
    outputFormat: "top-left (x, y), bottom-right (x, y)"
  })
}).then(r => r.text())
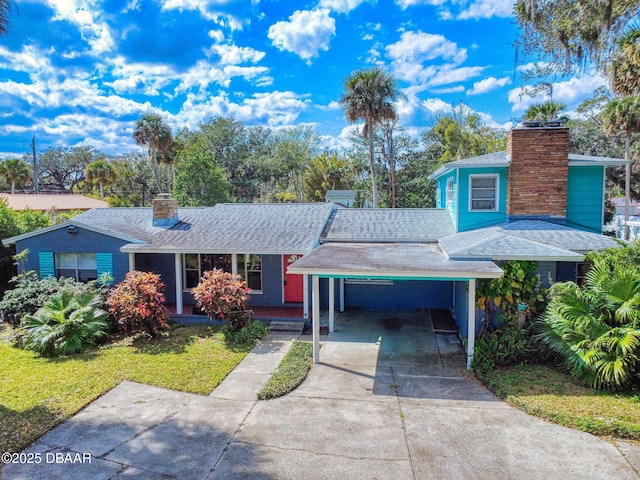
top-left (391, 366), bottom-right (418, 480)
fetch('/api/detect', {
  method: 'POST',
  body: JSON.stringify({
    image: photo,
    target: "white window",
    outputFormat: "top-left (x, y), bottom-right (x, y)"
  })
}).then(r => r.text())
top-left (469, 174), bottom-right (499, 211)
top-left (237, 254), bottom-right (262, 292)
top-left (56, 253), bottom-right (97, 282)
top-left (446, 177), bottom-right (454, 205)
top-left (183, 254), bottom-right (232, 289)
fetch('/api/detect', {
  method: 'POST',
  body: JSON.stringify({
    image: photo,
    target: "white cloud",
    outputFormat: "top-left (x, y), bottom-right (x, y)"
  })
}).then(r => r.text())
top-left (45, 0), bottom-right (115, 54)
top-left (319, 0), bottom-right (368, 14)
top-left (467, 76), bottom-right (511, 95)
top-left (395, 0), bottom-right (446, 9)
top-left (209, 44), bottom-right (266, 64)
top-left (421, 98), bottom-right (454, 115)
top-left (386, 31), bottom-right (466, 66)
top-left (431, 85), bottom-right (465, 94)
top-left (457, 0), bottom-right (515, 20)
top-left (508, 72), bottom-right (606, 112)
top-left (161, 0), bottom-right (245, 30)
top-left (267, 9), bottom-right (336, 63)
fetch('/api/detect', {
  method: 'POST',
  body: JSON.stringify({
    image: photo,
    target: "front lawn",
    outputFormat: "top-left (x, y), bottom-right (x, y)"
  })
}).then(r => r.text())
top-left (480, 364), bottom-right (640, 441)
top-left (0, 324), bottom-right (253, 454)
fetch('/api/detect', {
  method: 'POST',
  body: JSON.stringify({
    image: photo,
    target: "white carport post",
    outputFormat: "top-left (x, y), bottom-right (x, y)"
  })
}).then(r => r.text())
top-left (467, 279), bottom-right (476, 369)
top-left (174, 253), bottom-right (183, 315)
top-left (312, 275), bottom-right (320, 363)
top-left (339, 278), bottom-right (345, 312)
top-left (303, 274), bottom-right (310, 319)
top-left (128, 252), bottom-right (135, 272)
top-left (328, 277), bottom-right (335, 332)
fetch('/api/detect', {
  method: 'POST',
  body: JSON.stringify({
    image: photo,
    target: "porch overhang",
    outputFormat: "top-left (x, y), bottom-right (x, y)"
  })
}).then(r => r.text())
top-left (288, 243), bottom-right (503, 369)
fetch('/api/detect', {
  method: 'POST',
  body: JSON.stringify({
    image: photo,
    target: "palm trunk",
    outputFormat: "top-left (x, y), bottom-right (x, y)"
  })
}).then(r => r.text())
top-left (624, 133), bottom-right (631, 240)
top-left (368, 124), bottom-right (378, 208)
top-left (10, 181), bottom-right (15, 194)
top-left (151, 147), bottom-right (163, 194)
top-left (99, 181), bottom-right (104, 199)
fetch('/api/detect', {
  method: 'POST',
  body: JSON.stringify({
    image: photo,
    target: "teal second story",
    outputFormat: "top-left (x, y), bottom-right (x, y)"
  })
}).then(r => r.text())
top-left (429, 126), bottom-right (626, 233)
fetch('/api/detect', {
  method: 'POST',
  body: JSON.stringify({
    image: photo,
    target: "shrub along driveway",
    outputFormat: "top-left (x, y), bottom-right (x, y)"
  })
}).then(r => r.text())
top-left (4, 312), bottom-right (640, 479)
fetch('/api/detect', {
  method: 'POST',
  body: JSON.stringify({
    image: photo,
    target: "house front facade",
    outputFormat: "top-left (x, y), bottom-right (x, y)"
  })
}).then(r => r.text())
top-left (2, 125), bottom-right (626, 366)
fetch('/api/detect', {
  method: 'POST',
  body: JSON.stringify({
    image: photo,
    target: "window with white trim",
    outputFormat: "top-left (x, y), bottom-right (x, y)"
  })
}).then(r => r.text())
top-left (183, 254), bottom-right (232, 289)
top-left (237, 254), bottom-right (262, 292)
top-left (446, 177), bottom-right (454, 205)
top-left (56, 253), bottom-right (97, 282)
top-left (469, 174), bottom-right (498, 211)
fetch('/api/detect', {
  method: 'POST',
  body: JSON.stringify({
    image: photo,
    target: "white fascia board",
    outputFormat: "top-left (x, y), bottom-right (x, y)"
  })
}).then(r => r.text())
top-left (286, 267), bottom-right (504, 279)
top-left (2, 220), bottom-right (145, 246)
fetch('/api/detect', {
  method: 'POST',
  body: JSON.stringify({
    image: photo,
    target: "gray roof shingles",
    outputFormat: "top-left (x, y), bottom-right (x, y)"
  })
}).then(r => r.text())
top-left (323, 208), bottom-right (455, 242)
top-left (73, 203), bottom-right (336, 254)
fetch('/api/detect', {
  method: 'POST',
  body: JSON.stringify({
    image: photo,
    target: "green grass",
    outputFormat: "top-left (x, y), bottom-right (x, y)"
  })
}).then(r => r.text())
top-left (479, 364), bottom-right (640, 441)
top-left (0, 324), bottom-right (254, 453)
top-left (257, 341), bottom-right (312, 400)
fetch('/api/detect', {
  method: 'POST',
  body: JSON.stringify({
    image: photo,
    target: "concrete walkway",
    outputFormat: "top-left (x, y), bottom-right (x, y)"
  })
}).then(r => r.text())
top-left (3, 312), bottom-right (640, 479)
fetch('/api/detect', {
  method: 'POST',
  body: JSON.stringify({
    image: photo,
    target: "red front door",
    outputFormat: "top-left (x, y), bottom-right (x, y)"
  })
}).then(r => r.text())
top-left (283, 254), bottom-right (304, 303)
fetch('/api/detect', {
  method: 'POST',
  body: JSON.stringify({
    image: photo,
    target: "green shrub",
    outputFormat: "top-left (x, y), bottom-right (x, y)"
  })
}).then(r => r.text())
top-left (473, 324), bottom-right (528, 375)
top-left (221, 319), bottom-right (268, 345)
top-left (20, 290), bottom-right (109, 356)
top-left (258, 341), bottom-right (312, 400)
top-left (106, 271), bottom-right (170, 338)
top-left (0, 275), bottom-right (110, 327)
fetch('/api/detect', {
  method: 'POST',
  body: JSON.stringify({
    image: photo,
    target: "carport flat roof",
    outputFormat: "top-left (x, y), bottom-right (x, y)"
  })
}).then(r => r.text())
top-left (287, 243), bottom-right (503, 280)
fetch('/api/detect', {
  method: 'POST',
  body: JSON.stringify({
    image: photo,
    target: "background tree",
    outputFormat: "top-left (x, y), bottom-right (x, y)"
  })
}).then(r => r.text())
top-left (173, 134), bottom-right (231, 206)
top-left (515, 0), bottom-right (640, 75)
top-left (0, 0), bottom-right (15, 36)
top-left (341, 67), bottom-right (403, 208)
top-left (608, 27), bottom-right (640, 96)
top-left (523, 100), bottom-right (567, 124)
top-left (108, 153), bottom-right (156, 206)
top-left (133, 113), bottom-right (173, 194)
top-left (0, 158), bottom-right (31, 193)
top-left (271, 126), bottom-right (319, 202)
top-left (376, 119), bottom-right (417, 208)
top-left (601, 95), bottom-right (640, 238)
top-left (37, 146), bottom-right (96, 192)
top-left (84, 159), bottom-right (115, 199)
top-left (304, 152), bottom-right (354, 202)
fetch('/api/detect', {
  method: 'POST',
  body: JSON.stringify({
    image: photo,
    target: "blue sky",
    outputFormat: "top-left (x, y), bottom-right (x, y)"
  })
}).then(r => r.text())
top-left (0, 0), bottom-right (605, 159)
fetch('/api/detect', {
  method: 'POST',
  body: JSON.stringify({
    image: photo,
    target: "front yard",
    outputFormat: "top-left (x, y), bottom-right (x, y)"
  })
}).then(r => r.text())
top-left (0, 324), bottom-right (253, 454)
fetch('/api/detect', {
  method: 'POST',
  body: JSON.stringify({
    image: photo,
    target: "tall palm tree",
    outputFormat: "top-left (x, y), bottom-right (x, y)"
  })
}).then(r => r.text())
top-left (608, 27), bottom-right (640, 96)
top-left (85, 159), bottom-right (115, 199)
top-left (523, 100), bottom-right (567, 125)
top-left (601, 96), bottom-right (640, 239)
top-left (0, 158), bottom-right (31, 194)
top-left (340, 67), bottom-right (403, 208)
top-left (0, 0), bottom-right (15, 36)
top-left (133, 113), bottom-right (173, 194)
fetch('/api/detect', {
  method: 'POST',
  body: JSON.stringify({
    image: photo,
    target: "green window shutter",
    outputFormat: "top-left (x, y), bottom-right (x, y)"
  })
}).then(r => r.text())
top-left (96, 253), bottom-right (113, 284)
top-left (39, 252), bottom-right (55, 278)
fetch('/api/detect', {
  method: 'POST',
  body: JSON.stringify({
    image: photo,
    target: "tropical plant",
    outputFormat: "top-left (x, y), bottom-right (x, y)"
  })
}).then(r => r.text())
top-left (341, 67), bottom-right (403, 208)
top-left (133, 113), bottom-right (173, 194)
top-left (106, 271), bottom-right (170, 337)
top-left (0, 0), bottom-right (15, 36)
top-left (476, 261), bottom-right (547, 333)
top-left (523, 101), bottom-right (567, 125)
top-left (192, 269), bottom-right (251, 331)
top-left (609, 27), bottom-right (640, 96)
top-left (538, 253), bottom-right (640, 390)
top-left (0, 158), bottom-right (31, 194)
top-left (85, 159), bottom-right (115, 199)
top-left (20, 291), bottom-right (109, 356)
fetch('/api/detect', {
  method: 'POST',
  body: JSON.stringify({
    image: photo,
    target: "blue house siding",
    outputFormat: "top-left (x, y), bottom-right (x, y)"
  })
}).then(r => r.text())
top-left (436, 173), bottom-right (458, 229)
top-left (457, 167), bottom-right (508, 232)
top-left (16, 226), bottom-right (130, 284)
top-left (248, 254), bottom-right (284, 307)
top-left (135, 253), bottom-right (177, 303)
top-left (566, 165), bottom-right (605, 233)
top-left (338, 280), bottom-right (453, 312)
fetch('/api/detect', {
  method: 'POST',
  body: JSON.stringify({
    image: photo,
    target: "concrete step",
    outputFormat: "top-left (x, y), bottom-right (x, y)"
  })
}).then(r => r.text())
top-left (269, 321), bottom-right (305, 334)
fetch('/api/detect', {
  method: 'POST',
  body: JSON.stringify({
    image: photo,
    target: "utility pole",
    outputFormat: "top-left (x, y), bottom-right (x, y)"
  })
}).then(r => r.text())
top-left (31, 136), bottom-right (39, 194)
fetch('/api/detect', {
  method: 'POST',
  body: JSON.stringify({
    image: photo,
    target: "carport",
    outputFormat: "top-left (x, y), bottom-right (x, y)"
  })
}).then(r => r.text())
top-left (287, 242), bottom-right (503, 369)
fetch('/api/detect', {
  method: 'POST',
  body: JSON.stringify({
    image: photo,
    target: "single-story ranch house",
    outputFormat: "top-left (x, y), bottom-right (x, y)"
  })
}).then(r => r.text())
top-left (2, 126), bottom-right (625, 366)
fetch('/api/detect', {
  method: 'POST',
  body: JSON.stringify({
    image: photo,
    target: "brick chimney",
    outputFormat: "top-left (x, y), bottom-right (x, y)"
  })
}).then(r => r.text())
top-left (152, 194), bottom-right (179, 227)
top-left (506, 127), bottom-right (569, 222)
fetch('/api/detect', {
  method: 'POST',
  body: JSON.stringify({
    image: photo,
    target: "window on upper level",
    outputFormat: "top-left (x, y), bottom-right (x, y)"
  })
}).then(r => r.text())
top-left (446, 177), bottom-right (454, 205)
top-left (469, 174), bottom-right (499, 211)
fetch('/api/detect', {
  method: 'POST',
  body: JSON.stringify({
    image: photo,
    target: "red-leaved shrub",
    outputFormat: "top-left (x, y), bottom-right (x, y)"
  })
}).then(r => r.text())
top-left (192, 269), bottom-right (251, 331)
top-left (106, 271), bottom-right (170, 337)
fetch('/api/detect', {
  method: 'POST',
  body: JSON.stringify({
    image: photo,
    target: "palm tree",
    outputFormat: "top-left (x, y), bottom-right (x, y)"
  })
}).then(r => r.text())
top-left (0, 0), bottom-right (15, 36)
top-left (523, 100), bottom-right (567, 125)
top-left (608, 27), bottom-right (640, 96)
top-left (0, 158), bottom-right (31, 194)
top-left (340, 67), bottom-right (403, 208)
top-left (133, 113), bottom-right (173, 194)
top-left (85, 159), bottom-right (115, 199)
top-left (601, 95), bottom-right (640, 239)
top-left (538, 255), bottom-right (640, 390)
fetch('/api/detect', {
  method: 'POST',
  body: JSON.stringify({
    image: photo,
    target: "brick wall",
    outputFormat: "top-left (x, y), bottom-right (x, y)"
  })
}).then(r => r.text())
top-left (152, 195), bottom-right (179, 227)
top-left (507, 127), bottom-right (569, 219)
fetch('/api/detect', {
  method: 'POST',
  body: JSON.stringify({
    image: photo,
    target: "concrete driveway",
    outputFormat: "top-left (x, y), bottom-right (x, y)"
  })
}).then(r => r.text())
top-left (4, 311), bottom-right (639, 479)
